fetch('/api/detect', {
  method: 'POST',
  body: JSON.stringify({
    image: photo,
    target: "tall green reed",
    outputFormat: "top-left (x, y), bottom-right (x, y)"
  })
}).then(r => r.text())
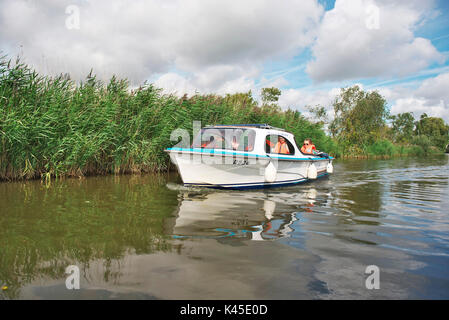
top-left (0, 57), bottom-right (331, 181)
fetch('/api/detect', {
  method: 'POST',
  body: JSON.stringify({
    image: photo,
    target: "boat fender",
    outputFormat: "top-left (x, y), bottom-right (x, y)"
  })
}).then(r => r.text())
top-left (264, 161), bottom-right (277, 183)
top-left (326, 162), bottom-right (333, 174)
top-left (307, 162), bottom-right (317, 179)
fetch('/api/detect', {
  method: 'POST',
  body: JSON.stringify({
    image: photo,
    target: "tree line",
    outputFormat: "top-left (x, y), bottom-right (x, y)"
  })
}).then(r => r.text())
top-left (324, 85), bottom-right (449, 157)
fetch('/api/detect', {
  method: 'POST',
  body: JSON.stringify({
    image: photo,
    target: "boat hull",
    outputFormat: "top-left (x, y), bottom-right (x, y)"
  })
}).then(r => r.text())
top-left (166, 148), bottom-right (332, 189)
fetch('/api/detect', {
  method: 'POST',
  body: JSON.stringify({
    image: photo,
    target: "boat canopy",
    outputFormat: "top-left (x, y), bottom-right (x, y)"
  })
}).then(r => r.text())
top-left (191, 125), bottom-right (303, 156)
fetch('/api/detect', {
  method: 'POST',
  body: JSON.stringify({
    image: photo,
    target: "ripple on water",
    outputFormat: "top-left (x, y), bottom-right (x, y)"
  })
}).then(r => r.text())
top-left (1, 156), bottom-right (448, 299)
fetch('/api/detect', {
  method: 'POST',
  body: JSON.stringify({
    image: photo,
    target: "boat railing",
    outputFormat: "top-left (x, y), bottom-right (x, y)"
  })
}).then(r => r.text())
top-left (204, 124), bottom-right (285, 131)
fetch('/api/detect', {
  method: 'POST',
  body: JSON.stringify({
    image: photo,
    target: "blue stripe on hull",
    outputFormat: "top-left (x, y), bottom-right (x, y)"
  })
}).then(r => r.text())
top-left (184, 173), bottom-right (329, 190)
top-left (166, 147), bottom-right (334, 161)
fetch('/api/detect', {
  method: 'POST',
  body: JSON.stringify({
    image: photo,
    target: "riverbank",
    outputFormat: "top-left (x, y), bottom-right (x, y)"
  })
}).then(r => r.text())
top-left (0, 58), bottom-right (444, 181)
top-left (0, 58), bottom-right (331, 181)
top-left (333, 144), bottom-right (444, 159)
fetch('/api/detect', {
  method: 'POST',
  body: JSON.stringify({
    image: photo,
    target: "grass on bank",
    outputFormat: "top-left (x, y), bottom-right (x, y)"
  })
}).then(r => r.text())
top-left (0, 57), bottom-right (331, 181)
top-left (330, 139), bottom-right (442, 159)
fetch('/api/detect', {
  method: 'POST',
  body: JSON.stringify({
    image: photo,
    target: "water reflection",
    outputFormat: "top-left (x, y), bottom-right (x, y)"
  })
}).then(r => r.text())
top-left (0, 175), bottom-right (179, 299)
top-left (166, 190), bottom-right (312, 241)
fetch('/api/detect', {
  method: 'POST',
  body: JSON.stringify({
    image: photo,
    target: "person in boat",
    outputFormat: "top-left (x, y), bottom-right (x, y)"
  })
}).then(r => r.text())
top-left (274, 136), bottom-right (290, 154)
top-left (301, 138), bottom-right (317, 155)
top-left (231, 136), bottom-right (240, 150)
top-left (202, 135), bottom-right (225, 149)
top-left (201, 136), bottom-right (214, 148)
top-left (238, 132), bottom-right (290, 154)
top-left (244, 131), bottom-right (257, 151)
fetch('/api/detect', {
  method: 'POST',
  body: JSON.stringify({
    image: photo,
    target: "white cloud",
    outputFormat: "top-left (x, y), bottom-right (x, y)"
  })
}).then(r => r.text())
top-left (256, 76), bottom-right (290, 91)
top-left (306, 0), bottom-right (444, 82)
top-left (278, 87), bottom-right (342, 122)
top-left (154, 65), bottom-right (257, 96)
top-left (153, 73), bottom-right (197, 96)
top-left (389, 72), bottom-right (449, 122)
top-left (0, 0), bottom-right (323, 88)
top-left (417, 72), bottom-right (449, 103)
top-left (391, 97), bottom-right (448, 121)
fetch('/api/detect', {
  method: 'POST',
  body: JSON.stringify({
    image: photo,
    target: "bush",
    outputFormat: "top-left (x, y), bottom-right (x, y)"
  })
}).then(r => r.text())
top-left (366, 139), bottom-right (395, 157)
top-left (411, 135), bottom-right (432, 155)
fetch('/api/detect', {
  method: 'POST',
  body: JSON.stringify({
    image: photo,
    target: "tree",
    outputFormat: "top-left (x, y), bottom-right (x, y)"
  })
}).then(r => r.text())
top-left (307, 104), bottom-right (328, 125)
top-left (330, 85), bottom-right (389, 153)
top-left (390, 112), bottom-right (415, 143)
top-left (224, 91), bottom-right (257, 109)
top-left (261, 87), bottom-right (281, 104)
top-left (414, 114), bottom-right (449, 150)
top-left (260, 87), bottom-right (282, 113)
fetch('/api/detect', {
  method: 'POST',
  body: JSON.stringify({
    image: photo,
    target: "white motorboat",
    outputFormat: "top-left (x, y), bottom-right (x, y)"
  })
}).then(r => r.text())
top-left (165, 124), bottom-right (334, 189)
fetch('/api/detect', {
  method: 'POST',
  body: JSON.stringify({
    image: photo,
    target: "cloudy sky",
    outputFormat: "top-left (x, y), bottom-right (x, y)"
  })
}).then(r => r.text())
top-left (1, 0), bottom-right (448, 121)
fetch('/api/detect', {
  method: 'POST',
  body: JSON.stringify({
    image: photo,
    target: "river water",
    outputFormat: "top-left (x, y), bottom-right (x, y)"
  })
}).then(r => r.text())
top-left (0, 156), bottom-right (448, 299)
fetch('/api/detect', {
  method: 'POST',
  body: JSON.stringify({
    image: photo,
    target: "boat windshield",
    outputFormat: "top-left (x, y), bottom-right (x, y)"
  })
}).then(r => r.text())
top-left (192, 128), bottom-right (256, 151)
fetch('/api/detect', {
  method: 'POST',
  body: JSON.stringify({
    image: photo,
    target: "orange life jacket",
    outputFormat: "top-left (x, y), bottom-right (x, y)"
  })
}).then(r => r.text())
top-left (301, 144), bottom-right (316, 154)
top-left (274, 142), bottom-right (290, 154)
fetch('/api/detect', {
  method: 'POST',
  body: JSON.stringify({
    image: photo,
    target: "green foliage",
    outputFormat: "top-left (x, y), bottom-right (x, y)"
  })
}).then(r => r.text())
top-left (329, 85), bottom-right (449, 157)
top-left (390, 112), bottom-right (415, 143)
top-left (261, 87), bottom-right (281, 104)
top-left (0, 56), bottom-right (182, 180)
top-left (2, 56), bottom-right (447, 178)
top-left (366, 139), bottom-right (395, 156)
top-left (410, 135), bottom-right (432, 155)
top-left (307, 104), bottom-right (328, 125)
top-left (414, 113), bottom-right (449, 150)
top-left (0, 58), bottom-right (332, 180)
top-left (330, 86), bottom-right (389, 154)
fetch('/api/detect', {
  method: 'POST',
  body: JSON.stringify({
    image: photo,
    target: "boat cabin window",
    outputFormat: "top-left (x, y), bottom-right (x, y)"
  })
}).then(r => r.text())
top-left (192, 128), bottom-right (256, 151)
top-left (265, 134), bottom-right (295, 155)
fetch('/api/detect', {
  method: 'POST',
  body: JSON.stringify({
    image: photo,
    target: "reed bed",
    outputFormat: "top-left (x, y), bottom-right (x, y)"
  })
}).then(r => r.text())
top-left (0, 57), bottom-right (331, 181)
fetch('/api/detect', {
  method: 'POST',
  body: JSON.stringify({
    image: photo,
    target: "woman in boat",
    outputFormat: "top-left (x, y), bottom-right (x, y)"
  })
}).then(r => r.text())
top-left (301, 138), bottom-right (317, 155)
top-left (274, 136), bottom-right (290, 154)
top-left (202, 135), bottom-right (225, 149)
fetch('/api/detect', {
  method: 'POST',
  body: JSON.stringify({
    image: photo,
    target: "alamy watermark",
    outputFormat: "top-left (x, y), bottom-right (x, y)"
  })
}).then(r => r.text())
top-left (365, 265), bottom-right (380, 289)
top-left (65, 265), bottom-right (80, 290)
top-left (65, 5), bottom-right (80, 30)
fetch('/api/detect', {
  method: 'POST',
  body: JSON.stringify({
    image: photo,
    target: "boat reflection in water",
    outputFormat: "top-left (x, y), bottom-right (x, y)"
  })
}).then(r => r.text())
top-left (164, 184), bottom-right (319, 241)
